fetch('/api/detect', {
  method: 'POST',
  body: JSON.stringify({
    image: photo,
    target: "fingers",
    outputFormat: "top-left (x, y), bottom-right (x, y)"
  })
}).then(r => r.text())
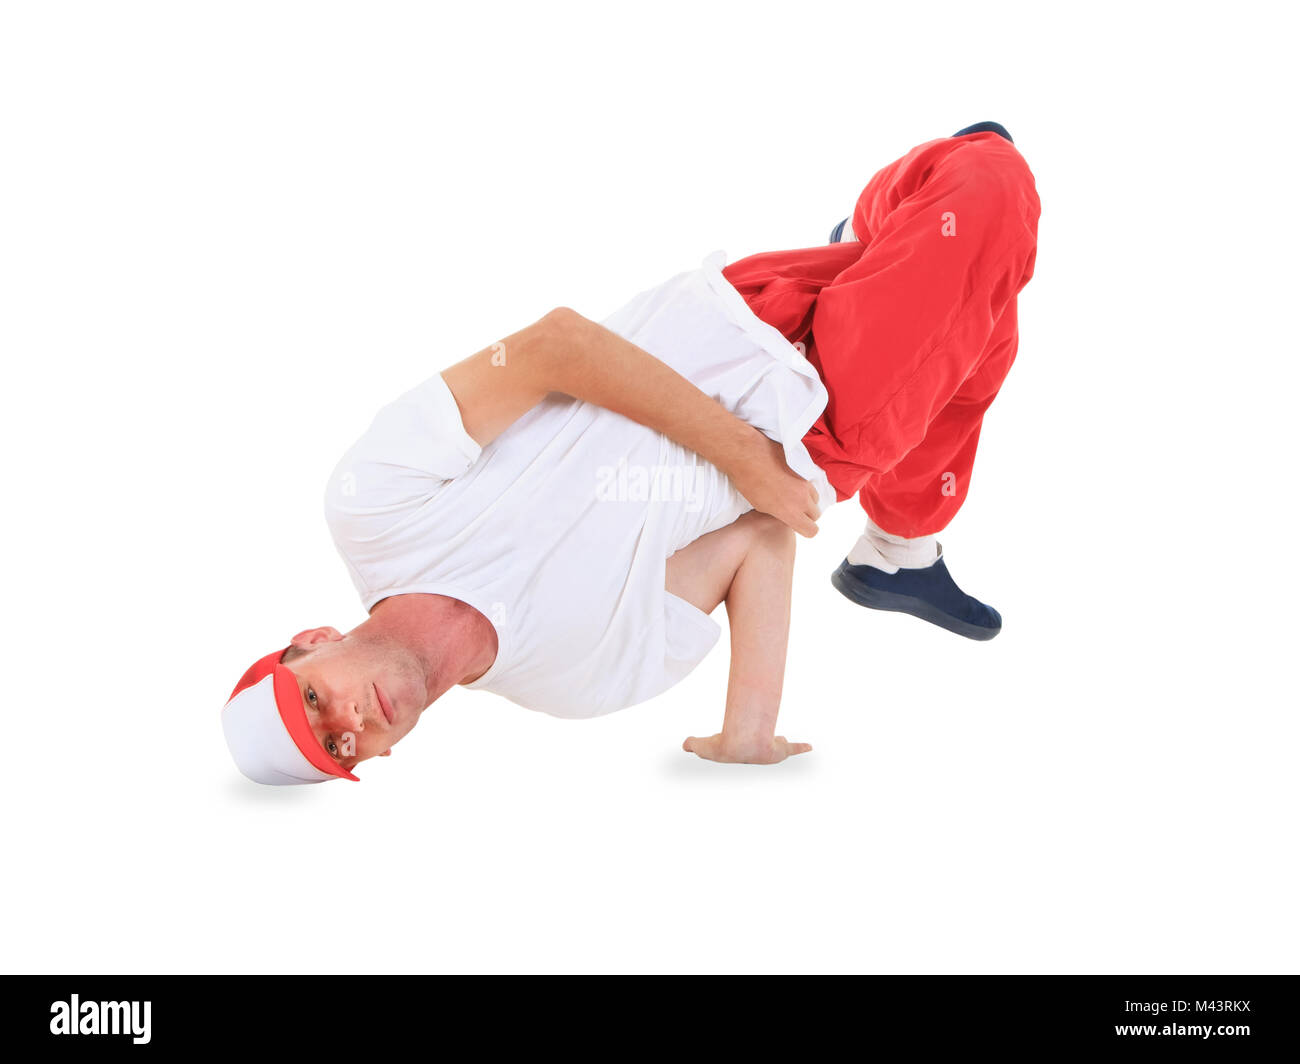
top-left (801, 479), bottom-right (821, 537)
top-left (683, 735), bottom-right (728, 763)
top-left (682, 735), bottom-right (716, 757)
top-left (789, 492), bottom-right (819, 538)
top-left (775, 736), bottom-right (813, 758)
top-left (775, 507), bottom-right (817, 538)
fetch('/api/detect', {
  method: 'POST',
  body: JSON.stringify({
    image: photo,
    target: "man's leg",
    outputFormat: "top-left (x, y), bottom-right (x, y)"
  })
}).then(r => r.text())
top-left (666, 511), bottom-right (811, 764)
top-left (719, 125), bottom-right (1038, 638)
top-left (812, 125), bottom-right (1039, 639)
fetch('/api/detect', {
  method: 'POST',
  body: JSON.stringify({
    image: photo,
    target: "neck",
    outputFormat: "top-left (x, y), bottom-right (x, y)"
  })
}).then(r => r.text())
top-left (364, 593), bottom-right (498, 705)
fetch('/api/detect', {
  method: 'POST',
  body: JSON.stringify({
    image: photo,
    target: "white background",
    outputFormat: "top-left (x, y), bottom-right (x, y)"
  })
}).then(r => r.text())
top-left (2, 0), bottom-right (1296, 974)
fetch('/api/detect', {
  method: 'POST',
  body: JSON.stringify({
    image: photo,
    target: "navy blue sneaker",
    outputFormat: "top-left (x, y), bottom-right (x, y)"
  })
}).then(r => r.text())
top-left (951, 120), bottom-right (1014, 142)
top-left (831, 556), bottom-right (1002, 640)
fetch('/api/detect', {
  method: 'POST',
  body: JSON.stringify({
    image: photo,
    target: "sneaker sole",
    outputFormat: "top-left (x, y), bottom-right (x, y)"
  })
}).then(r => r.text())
top-left (831, 563), bottom-right (1002, 641)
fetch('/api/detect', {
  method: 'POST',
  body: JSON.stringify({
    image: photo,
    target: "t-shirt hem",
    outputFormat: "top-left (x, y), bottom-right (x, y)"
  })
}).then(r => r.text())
top-left (697, 250), bottom-right (837, 513)
top-left (663, 589), bottom-right (722, 644)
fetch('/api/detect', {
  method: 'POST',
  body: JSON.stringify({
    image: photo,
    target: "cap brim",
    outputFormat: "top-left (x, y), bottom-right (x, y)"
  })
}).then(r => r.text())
top-left (272, 664), bottom-right (359, 782)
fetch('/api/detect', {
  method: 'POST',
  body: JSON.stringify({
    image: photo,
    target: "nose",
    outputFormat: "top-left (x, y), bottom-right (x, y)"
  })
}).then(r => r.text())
top-left (326, 698), bottom-right (364, 732)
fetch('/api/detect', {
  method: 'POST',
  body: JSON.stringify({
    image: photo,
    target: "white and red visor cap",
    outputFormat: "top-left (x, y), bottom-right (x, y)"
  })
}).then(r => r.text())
top-left (222, 648), bottom-right (360, 785)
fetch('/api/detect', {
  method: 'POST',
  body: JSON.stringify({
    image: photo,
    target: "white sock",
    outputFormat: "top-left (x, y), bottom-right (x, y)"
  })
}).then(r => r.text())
top-left (846, 517), bottom-right (941, 573)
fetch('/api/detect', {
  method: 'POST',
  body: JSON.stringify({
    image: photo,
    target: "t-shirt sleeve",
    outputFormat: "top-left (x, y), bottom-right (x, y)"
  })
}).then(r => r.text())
top-left (323, 372), bottom-right (482, 545)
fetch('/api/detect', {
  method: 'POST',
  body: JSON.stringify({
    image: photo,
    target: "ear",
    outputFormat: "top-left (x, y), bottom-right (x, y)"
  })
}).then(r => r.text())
top-left (379, 749), bottom-right (392, 757)
top-left (289, 626), bottom-right (345, 650)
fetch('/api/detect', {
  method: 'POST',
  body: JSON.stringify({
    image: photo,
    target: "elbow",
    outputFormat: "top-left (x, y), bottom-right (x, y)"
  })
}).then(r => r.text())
top-left (535, 307), bottom-right (588, 364)
top-left (542, 305), bottom-right (584, 335)
top-left (519, 307), bottom-right (584, 391)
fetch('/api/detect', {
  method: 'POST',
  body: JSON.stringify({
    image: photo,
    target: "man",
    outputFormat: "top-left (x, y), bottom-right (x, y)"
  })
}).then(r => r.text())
top-left (221, 122), bottom-right (1040, 784)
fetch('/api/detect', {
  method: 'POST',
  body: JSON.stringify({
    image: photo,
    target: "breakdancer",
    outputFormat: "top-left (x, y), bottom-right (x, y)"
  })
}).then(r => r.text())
top-left (220, 121), bottom-right (1040, 782)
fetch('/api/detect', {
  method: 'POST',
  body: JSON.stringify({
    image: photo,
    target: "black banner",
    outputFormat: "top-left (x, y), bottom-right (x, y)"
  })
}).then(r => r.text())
top-left (1, 975), bottom-right (1295, 1053)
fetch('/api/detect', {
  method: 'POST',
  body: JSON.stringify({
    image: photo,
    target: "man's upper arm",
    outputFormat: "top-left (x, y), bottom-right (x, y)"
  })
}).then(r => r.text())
top-left (440, 307), bottom-right (572, 448)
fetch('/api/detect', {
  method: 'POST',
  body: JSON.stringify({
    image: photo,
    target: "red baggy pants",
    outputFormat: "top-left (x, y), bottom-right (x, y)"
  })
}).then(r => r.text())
top-left (722, 131), bottom-right (1041, 538)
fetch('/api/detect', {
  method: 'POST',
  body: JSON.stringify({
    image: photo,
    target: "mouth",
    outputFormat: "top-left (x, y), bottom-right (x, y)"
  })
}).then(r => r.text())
top-left (374, 682), bottom-right (395, 726)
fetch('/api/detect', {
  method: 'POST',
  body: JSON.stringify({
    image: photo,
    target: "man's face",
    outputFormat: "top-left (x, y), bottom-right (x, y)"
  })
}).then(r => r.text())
top-left (281, 627), bottom-right (430, 773)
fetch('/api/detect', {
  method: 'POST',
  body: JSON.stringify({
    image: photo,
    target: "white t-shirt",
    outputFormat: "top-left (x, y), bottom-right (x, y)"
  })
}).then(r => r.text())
top-left (324, 251), bottom-right (835, 719)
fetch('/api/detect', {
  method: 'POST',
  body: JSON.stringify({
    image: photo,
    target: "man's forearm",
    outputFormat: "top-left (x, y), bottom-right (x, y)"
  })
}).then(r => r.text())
top-left (539, 307), bottom-right (761, 481)
top-left (674, 511), bottom-right (812, 764)
top-left (717, 515), bottom-right (795, 752)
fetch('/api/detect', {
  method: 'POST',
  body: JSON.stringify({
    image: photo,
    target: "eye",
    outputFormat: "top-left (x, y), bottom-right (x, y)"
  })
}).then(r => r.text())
top-left (326, 738), bottom-right (339, 757)
top-left (307, 688), bottom-right (319, 708)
